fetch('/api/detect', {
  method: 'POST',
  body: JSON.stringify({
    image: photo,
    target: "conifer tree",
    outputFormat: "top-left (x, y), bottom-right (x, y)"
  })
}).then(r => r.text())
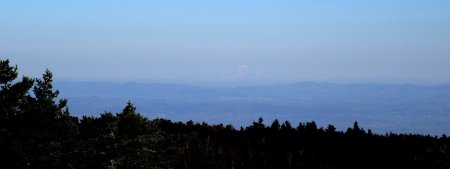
top-left (271, 119), bottom-right (280, 130)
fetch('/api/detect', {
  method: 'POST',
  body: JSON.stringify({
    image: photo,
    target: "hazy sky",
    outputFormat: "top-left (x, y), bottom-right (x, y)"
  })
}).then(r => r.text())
top-left (1, 0), bottom-right (450, 85)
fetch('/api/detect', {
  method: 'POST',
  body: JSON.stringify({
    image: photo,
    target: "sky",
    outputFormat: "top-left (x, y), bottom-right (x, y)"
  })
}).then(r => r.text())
top-left (1, 0), bottom-right (450, 85)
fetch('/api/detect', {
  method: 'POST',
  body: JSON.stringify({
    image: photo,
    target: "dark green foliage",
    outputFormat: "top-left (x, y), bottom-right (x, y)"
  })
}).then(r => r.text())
top-left (1, 59), bottom-right (449, 169)
top-left (0, 60), bottom-right (75, 168)
top-left (0, 59), bottom-right (18, 85)
top-left (270, 119), bottom-right (280, 130)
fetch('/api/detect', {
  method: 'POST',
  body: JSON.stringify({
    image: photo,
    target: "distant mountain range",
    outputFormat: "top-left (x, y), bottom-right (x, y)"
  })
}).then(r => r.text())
top-left (55, 81), bottom-right (450, 135)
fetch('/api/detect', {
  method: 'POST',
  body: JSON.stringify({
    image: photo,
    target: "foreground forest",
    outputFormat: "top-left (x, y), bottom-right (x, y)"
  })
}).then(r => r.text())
top-left (1, 59), bottom-right (449, 169)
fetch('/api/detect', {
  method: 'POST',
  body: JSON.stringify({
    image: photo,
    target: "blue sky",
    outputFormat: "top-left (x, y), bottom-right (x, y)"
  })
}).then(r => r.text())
top-left (1, 0), bottom-right (450, 85)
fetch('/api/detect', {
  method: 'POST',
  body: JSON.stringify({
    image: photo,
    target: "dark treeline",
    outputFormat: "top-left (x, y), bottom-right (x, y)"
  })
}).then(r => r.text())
top-left (1, 59), bottom-right (449, 169)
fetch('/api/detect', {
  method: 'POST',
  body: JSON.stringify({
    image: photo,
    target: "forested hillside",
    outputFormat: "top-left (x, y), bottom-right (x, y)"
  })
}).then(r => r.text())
top-left (1, 59), bottom-right (449, 169)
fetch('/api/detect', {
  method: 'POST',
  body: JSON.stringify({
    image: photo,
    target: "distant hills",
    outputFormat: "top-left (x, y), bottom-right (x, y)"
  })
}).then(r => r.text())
top-left (55, 81), bottom-right (450, 135)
